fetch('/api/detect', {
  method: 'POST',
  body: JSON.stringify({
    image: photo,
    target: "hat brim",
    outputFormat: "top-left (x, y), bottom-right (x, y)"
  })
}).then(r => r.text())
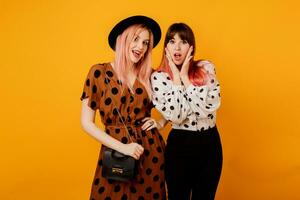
top-left (108, 15), bottom-right (161, 50)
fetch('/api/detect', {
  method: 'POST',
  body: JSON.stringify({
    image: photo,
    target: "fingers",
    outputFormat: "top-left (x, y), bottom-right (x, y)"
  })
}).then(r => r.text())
top-left (180, 46), bottom-right (194, 77)
top-left (185, 56), bottom-right (193, 64)
top-left (165, 52), bottom-right (172, 65)
top-left (165, 48), bottom-right (176, 67)
top-left (133, 151), bottom-right (140, 160)
top-left (135, 147), bottom-right (144, 160)
top-left (184, 46), bottom-right (193, 61)
top-left (183, 46), bottom-right (194, 65)
top-left (142, 120), bottom-right (151, 130)
top-left (146, 123), bottom-right (156, 131)
top-left (136, 144), bottom-right (144, 154)
top-left (165, 48), bottom-right (181, 81)
top-left (165, 47), bottom-right (171, 58)
top-left (142, 117), bottom-right (151, 122)
top-left (141, 123), bottom-right (149, 130)
top-left (142, 118), bottom-right (151, 128)
top-left (132, 153), bottom-right (138, 160)
top-left (142, 118), bottom-right (156, 130)
top-left (188, 45), bottom-right (194, 56)
top-left (146, 120), bottom-right (157, 131)
top-left (130, 143), bottom-right (144, 160)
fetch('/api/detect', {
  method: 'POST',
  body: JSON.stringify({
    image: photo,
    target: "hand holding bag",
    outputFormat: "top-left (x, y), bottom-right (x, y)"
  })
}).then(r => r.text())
top-left (102, 147), bottom-right (138, 182)
top-left (101, 71), bottom-right (138, 182)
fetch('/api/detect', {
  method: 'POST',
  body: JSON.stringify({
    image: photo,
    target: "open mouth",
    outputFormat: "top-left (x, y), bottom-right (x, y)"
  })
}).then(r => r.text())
top-left (173, 53), bottom-right (182, 61)
top-left (132, 50), bottom-right (141, 59)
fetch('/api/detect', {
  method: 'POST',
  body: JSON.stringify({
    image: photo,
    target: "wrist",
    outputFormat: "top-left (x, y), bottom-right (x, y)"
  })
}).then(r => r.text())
top-left (116, 142), bottom-right (126, 154)
top-left (180, 75), bottom-right (189, 81)
top-left (180, 74), bottom-right (189, 80)
top-left (181, 76), bottom-right (191, 87)
top-left (173, 76), bottom-right (181, 85)
top-left (156, 121), bottom-right (162, 130)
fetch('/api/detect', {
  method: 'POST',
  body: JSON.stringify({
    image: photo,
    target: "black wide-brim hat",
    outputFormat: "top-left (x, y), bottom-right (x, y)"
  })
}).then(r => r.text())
top-left (108, 15), bottom-right (161, 50)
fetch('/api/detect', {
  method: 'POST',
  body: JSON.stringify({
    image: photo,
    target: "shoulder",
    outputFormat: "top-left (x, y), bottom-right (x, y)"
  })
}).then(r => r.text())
top-left (87, 63), bottom-right (107, 78)
top-left (195, 60), bottom-right (216, 74)
top-left (151, 70), bottom-right (170, 81)
top-left (89, 63), bottom-right (106, 72)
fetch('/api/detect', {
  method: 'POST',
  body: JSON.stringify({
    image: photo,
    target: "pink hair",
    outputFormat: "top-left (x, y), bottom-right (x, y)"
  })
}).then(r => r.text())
top-left (157, 56), bottom-right (208, 86)
top-left (156, 23), bottom-right (208, 86)
top-left (114, 24), bottom-right (154, 97)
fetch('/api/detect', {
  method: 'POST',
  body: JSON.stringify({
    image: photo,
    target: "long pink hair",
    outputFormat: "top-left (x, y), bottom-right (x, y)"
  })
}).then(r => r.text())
top-left (157, 23), bottom-right (207, 86)
top-left (114, 24), bottom-right (154, 97)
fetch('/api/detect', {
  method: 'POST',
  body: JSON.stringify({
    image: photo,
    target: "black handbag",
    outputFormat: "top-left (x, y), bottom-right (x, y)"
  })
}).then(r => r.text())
top-left (101, 70), bottom-right (138, 182)
top-left (102, 147), bottom-right (138, 182)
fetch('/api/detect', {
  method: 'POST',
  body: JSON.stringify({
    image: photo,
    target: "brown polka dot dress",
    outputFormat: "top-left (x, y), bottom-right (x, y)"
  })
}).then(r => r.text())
top-left (80, 63), bottom-right (166, 200)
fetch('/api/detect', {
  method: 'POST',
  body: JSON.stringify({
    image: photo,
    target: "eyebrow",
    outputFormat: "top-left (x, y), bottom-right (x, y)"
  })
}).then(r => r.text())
top-left (169, 38), bottom-right (186, 42)
top-left (134, 34), bottom-right (150, 41)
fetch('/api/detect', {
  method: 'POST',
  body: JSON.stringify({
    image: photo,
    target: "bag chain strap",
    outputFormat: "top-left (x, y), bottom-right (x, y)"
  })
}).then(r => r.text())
top-left (105, 72), bottom-right (133, 143)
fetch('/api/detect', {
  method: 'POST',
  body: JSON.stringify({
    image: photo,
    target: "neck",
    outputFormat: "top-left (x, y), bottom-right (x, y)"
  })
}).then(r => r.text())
top-left (176, 64), bottom-right (183, 69)
top-left (111, 61), bottom-right (137, 77)
top-left (129, 62), bottom-right (136, 70)
top-left (128, 62), bottom-right (138, 75)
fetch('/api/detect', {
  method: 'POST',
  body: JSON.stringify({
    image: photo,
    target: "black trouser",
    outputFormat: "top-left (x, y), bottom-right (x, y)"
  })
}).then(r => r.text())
top-left (165, 126), bottom-right (223, 200)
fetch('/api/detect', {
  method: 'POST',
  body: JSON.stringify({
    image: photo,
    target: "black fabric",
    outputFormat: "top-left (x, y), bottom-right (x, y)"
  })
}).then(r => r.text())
top-left (165, 126), bottom-right (223, 200)
top-left (102, 147), bottom-right (138, 182)
top-left (108, 15), bottom-right (161, 50)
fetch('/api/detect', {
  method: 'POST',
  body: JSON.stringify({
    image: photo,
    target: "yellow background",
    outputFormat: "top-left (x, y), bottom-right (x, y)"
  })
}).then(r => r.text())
top-left (1, 0), bottom-right (300, 199)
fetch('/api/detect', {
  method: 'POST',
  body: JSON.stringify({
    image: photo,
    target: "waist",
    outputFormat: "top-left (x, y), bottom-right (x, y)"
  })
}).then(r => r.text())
top-left (104, 119), bottom-right (144, 128)
top-left (172, 118), bottom-right (217, 131)
top-left (171, 125), bottom-right (217, 134)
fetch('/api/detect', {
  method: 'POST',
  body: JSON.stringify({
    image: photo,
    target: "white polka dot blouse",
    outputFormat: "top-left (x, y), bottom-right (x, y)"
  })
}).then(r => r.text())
top-left (151, 60), bottom-right (221, 132)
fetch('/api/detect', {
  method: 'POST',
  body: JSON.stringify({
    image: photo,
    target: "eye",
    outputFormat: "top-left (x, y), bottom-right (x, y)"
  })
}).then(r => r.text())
top-left (169, 39), bottom-right (175, 44)
top-left (134, 37), bottom-right (139, 42)
top-left (143, 40), bottom-right (149, 46)
top-left (182, 40), bottom-right (188, 44)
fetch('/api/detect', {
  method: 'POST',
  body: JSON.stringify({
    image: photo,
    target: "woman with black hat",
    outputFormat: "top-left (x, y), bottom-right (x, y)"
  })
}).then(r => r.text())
top-left (80, 16), bottom-right (166, 200)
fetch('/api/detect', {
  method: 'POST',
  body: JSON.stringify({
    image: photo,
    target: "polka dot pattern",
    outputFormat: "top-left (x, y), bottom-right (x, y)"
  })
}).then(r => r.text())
top-left (150, 60), bottom-right (221, 132)
top-left (81, 63), bottom-right (166, 200)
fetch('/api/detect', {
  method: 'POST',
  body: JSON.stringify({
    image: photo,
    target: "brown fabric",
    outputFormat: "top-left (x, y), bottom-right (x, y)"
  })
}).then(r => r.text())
top-left (81, 63), bottom-right (166, 200)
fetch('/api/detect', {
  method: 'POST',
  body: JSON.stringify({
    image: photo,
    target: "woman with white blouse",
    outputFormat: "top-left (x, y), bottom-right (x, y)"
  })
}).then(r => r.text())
top-left (151, 23), bottom-right (223, 200)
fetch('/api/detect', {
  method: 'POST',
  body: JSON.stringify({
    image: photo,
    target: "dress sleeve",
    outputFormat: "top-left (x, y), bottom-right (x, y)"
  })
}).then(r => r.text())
top-left (185, 61), bottom-right (221, 118)
top-left (151, 72), bottom-right (190, 124)
top-left (80, 64), bottom-right (103, 111)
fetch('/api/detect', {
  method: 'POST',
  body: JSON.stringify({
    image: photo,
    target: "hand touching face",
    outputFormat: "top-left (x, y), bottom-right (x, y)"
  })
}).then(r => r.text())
top-left (166, 33), bottom-right (191, 66)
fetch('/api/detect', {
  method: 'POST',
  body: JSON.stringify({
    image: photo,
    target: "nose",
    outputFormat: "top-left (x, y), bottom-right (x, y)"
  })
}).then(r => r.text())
top-left (137, 41), bottom-right (144, 50)
top-left (175, 42), bottom-right (181, 50)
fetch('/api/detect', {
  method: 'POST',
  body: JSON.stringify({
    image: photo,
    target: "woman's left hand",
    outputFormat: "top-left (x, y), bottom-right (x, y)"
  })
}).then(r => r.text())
top-left (180, 46), bottom-right (194, 78)
top-left (141, 117), bottom-right (158, 131)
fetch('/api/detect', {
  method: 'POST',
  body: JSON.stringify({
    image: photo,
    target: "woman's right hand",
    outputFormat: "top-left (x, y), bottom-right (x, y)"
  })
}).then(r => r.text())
top-left (165, 48), bottom-right (181, 84)
top-left (179, 46), bottom-right (193, 78)
top-left (120, 143), bottom-right (144, 160)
